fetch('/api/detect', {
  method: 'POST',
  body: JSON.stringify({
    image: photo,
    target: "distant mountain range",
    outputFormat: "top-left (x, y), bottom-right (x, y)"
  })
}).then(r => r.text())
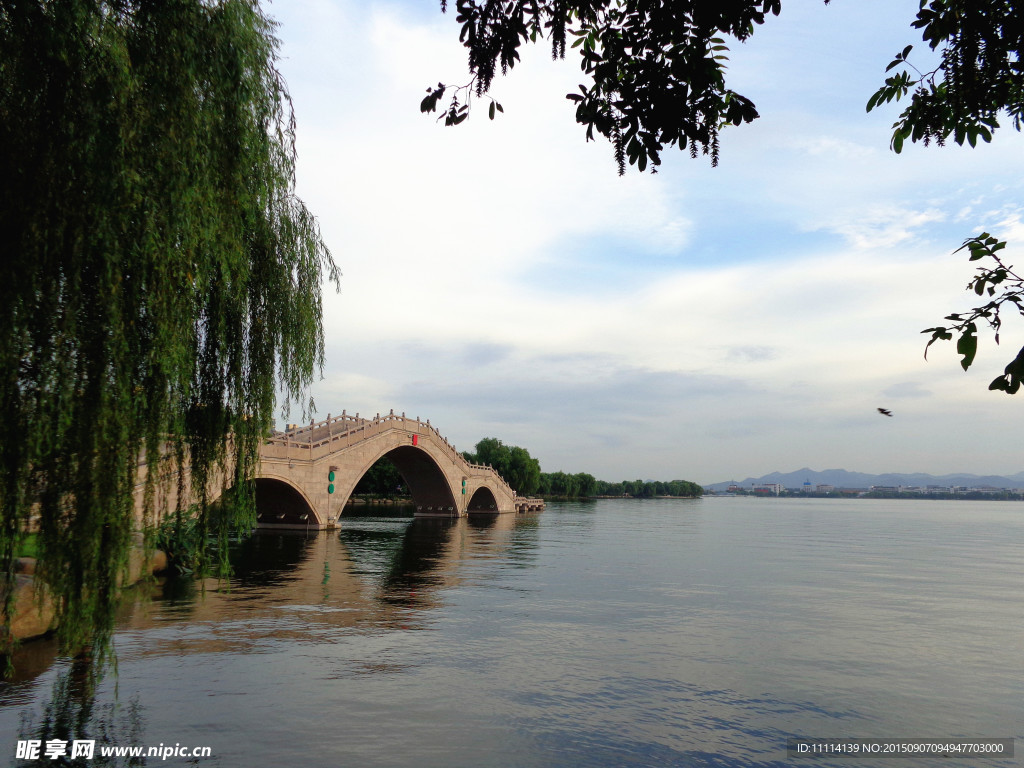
top-left (707, 468), bottom-right (1024, 492)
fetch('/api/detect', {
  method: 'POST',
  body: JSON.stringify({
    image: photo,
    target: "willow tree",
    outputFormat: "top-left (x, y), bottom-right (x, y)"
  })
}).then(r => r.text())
top-left (0, 1), bottom-right (337, 660)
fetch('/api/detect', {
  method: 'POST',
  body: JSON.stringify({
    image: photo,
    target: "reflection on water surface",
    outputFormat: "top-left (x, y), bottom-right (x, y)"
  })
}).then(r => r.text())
top-left (1, 498), bottom-right (1021, 767)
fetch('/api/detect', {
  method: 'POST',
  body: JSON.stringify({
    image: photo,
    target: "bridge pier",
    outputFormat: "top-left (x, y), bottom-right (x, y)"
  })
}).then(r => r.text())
top-left (414, 505), bottom-right (464, 518)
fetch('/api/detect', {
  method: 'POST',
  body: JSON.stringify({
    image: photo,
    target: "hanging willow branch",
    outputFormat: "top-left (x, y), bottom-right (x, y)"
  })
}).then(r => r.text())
top-left (0, 0), bottom-right (338, 663)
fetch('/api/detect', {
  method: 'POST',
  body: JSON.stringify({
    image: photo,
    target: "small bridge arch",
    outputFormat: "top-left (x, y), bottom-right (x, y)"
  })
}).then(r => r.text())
top-left (467, 486), bottom-right (499, 513)
top-left (252, 476), bottom-right (321, 528)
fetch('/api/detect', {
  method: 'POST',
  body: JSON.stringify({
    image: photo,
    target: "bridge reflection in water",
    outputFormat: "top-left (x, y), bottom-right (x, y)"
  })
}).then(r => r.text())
top-left (1, 509), bottom-right (541, 688)
top-left (1, 510), bottom-right (540, 764)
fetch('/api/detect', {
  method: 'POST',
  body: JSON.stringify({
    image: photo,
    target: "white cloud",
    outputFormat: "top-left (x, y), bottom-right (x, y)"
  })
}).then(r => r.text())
top-left (815, 207), bottom-right (947, 249)
top-left (271, 0), bottom-right (1024, 481)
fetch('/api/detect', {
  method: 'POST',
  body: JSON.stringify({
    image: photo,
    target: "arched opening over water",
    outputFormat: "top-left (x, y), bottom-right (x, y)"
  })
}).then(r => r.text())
top-left (467, 486), bottom-right (498, 513)
top-left (348, 445), bottom-right (457, 516)
top-left (350, 454), bottom-right (407, 505)
top-left (253, 477), bottom-right (319, 527)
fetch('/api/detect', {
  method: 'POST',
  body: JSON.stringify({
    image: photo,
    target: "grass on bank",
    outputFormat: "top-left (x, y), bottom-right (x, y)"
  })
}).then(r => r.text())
top-left (15, 533), bottom-right (37, 559)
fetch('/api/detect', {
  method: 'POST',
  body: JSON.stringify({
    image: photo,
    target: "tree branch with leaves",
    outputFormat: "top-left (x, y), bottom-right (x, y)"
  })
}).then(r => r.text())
top-left (425, 0), bottom-right (774, 173)
top-left (867, 2), bottom-right (1024, 389)
top-left (923, 234), bottom-right (1024, 393)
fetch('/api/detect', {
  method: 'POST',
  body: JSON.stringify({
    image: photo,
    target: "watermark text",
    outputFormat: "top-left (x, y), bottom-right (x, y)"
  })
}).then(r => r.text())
top-left (17, 740), bottom-right (212, 761)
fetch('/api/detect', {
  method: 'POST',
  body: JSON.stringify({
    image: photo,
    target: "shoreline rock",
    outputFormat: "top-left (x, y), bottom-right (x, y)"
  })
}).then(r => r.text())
top-left (6, 547), bottom-right (168, 644)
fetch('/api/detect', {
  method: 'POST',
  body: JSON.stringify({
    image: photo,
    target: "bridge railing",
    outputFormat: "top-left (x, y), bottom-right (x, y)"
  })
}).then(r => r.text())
top-left (262, 410), bottom-right (517, 498)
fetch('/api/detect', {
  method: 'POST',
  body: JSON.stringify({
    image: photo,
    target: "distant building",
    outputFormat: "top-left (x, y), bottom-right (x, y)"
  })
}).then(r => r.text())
top-left (752, 483), bottom-right (783, 496)
top-left (967, 486), bottom-right (1002, 495)
top-left (816, 484), bottom-right (834, 493)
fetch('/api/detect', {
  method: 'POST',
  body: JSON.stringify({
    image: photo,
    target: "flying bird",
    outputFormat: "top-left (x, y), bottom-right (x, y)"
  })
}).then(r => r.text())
top-left (877, 408), bottom-right (893, 417)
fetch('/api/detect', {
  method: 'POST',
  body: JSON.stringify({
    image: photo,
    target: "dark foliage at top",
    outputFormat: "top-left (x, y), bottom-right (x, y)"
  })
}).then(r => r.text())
top-left (424, 0), bottom-right (778, 172)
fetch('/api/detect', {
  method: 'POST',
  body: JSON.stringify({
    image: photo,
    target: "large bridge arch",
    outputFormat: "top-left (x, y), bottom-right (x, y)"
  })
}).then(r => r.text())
top-left (337, 442), bottom-right (459, 517)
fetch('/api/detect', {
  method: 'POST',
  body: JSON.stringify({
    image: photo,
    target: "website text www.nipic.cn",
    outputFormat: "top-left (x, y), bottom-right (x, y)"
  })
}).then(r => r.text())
top-left (17, 740), bottom-right (212, 761)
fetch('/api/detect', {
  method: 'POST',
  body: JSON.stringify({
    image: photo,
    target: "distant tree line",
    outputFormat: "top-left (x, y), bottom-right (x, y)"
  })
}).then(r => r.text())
top-left (863, 489), bottom-right (1024, 501)
top-left (719, 488), bottom-right (1024, 501)
top-left (537, 471), bottom-right (597, 498)
top-left (464, 438), bottom-right (702, 499)
top-left (588, 478), bottom-right (702, 499)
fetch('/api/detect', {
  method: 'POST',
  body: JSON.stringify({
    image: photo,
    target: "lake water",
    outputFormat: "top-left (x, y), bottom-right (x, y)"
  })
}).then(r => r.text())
top-left (1, 497), bottom-right (1022, 767)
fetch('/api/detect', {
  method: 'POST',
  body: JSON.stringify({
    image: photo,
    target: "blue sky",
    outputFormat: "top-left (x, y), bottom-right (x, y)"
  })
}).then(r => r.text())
top-left (268, 0), bottom-right (1024, 484)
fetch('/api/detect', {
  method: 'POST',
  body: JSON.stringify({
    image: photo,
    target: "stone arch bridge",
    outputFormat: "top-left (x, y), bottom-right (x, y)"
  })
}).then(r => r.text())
top-left (138, 411), bottom-right (543, 530)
